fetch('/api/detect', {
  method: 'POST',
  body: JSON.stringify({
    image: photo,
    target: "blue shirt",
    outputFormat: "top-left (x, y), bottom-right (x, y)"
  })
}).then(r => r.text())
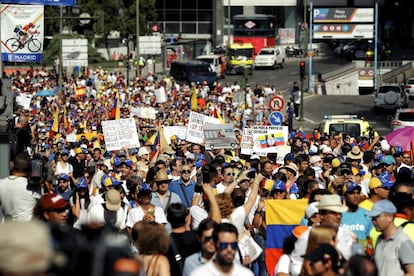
top-left (169, 179), bottom-right (196, 208)
top-left (341, 207), bottom-right (373, 243)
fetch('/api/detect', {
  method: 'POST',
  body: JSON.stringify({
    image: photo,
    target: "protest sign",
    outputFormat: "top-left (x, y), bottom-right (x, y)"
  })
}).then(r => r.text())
top-left (204, 123), bottom-right (237, 149)
top-left (102, 118), bottom-right (140, 151)
top-left (130, 107), bottom-right (157, 120)
top-left (186, 111), bottom-right (220, 144)
top-left (240, 127), bottom-right (253, 155)
top-left (252, 125), bottom-right (288, 154)
top-left (163, 126), bottom-right (187, 144)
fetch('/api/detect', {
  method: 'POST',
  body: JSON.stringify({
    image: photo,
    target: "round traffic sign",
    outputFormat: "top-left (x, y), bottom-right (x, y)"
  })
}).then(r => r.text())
top-left (269, 95), bottom-right (285, 111)
top-left (268, 111), bottom-right (285, 126)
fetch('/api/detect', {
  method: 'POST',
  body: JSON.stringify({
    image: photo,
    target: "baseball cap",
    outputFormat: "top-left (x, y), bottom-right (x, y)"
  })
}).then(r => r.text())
top-left (117, 150), bottom-right (127, 158)
top-left (309, 155), bottom-right (322, 165)
top-left (343, 181), bottom-right (362, 194)
top-left (41, 194), bottom-right (68, 210)
top-left (57, 173), bottom-right (69, 181)
top-left (120, 159), bottom-right (133, 168)
top-left (271, 180), bottom-right (286, 192)
top-left (138, 147), bottom-right (150, 157)
top-left (76, 177), bottom-right (88, 189)
top-left (302, 243), bottom-right (339, 265)
top-left (377, 171), bottom-right (395, 188)
top-left (380, 155), bottom-right (396, 166)
top-left (105, 189), bottom-right (121, 211)
top-left (367, 200), bottom-right (397, 217)
top-left (305, 202), bottom-right (319, 219)
top-left (75, 147), bottom-right (88, 154)
top-left (284, 153), bottom-right (295, 162)
top-left (339, 162), bottom-right (352, 174)
top-left (138, 183), bottom-right (152, 195)
top-left (331, 158), bottom-right (341, 168)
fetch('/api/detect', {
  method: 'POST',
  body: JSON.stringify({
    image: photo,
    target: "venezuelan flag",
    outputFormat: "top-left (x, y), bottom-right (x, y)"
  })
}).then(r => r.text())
top-left (273, 132), bottom-right (285, 146)
top-left (110, 91), bottom-right (121, 120)
top-left (265, 199), bottom-right (308, 276)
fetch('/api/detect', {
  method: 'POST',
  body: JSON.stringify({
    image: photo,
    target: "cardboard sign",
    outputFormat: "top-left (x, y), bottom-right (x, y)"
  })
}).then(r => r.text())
top-left (102, 118), bottom-right (140, 151)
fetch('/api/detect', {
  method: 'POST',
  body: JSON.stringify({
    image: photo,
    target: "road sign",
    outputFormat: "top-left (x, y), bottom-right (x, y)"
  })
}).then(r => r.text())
top-left (268, 112), bottom-right (285, 126)
top-left (269, 95), bottom-right (284, 111)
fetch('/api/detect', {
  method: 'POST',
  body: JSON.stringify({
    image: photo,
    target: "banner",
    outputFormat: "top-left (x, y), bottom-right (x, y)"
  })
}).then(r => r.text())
top-left (252, 125), bottom-right (289, 154)
top-left (163, 126), bottom-right (187, 144)
top-left (186, 111), bottom-right (220, 144)
top-left (1, 0), bottom-right (75, 6)
top-left (102, 118), bottom-right (140, 151)
top-left (1, 5), bottom-right (44, 62)
top-left (265, 199), bottom-right (308, 276)
top-left (204, 123), bottom-right (237, 150)
top-left (130, 106), bottom-right (157, 120)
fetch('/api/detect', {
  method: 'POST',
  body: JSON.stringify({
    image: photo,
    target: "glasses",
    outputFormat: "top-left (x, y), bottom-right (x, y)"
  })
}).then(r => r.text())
top-left (218, 242), bottom-right (238, 251)
top-left (181, 170), bottom-right (191, 174)
top-left (225, 172), bottom-right (235, 177)
top-left (48, 207), bottom-right (68, 213)
top-left (203, 236), bottom-right (213, 244)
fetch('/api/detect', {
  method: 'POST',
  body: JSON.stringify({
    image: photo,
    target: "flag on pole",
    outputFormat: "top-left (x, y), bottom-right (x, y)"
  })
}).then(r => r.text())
top-left (75, 86), bottom-right (86, 97)
top-left (191, 86), bottom-right (198, 111)
top-left (265, 199), bottom-right (308, 276)
top-left (110, 90), bottom-right (121, 120)
top-left (50, 106), bottom-right (60, 136)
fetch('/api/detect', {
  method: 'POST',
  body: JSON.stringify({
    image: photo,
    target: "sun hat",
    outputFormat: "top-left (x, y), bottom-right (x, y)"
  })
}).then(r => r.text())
top-left (155, 171), bottom-right (170, 183)
top-left (347, 145), bottom-right (363, 160)
top-left (0, 221), bottom-right (55, 274)
top-left (138, 147), bottom-right (150, 157)
top-left (105, 189), bottom-right (121, 211)
top-left (318, 194), bottom-right (347, 213)
top-left (309, 155), bottom-right (322, 165)
top-left (283, 163), bottom-right (298, 176)
top-left (367, 200), bottom-right (397, 217)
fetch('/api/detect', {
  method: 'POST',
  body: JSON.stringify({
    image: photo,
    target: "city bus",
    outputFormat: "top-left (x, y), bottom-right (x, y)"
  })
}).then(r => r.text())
top-left (232, 14), bottom-right (277, 57)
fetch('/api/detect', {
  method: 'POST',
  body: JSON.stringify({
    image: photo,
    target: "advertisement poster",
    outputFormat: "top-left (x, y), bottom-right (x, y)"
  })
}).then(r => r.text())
top-left (1, 4), bottom-right (44, 62)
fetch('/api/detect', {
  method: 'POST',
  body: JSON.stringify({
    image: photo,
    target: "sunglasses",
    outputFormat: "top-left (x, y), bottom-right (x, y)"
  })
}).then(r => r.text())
top-left (218, 242), bottom-right (238, 251)
top-left (226, 172), bottom-right (235, 177)
top-left (203, 236), bottom-right (213, 244)
top-left (181, 170), bottom-right (191, 174)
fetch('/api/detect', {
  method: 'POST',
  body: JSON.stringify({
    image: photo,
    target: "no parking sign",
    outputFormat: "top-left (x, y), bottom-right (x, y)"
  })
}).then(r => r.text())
top-left (269, 96), bottom-right (285, 111)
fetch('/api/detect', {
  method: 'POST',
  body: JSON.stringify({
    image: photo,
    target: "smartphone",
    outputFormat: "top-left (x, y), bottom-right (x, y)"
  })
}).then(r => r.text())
top-left (194, 185), bottom-right (203, 193)
top-left (202, 170), bottom-right (210, 184)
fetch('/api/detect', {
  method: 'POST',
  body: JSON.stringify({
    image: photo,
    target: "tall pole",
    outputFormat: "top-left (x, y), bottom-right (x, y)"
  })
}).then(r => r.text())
top-left (136, 0), bottom-right (140, 76)
top-left (374, 0), bottom-right (378, 91)
top-left (59, 6), bottom-right (63, 93)
top-left (0, 1), bottom-right (3, 79)
top-left (308, 0), bottom-right (313, 94)
top-left (226, 0), bottom-right (230, 56)
top-left (303, 0), bottom-right (307, 55)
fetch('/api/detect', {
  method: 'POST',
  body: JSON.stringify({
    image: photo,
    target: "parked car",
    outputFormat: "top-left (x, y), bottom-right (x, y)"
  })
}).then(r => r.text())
top-left (405, 77), bottom-right (414, 99)
top-left (374, 83), bottom-right (408, 112)
top-left (390, 108), bottom-right (414, 131)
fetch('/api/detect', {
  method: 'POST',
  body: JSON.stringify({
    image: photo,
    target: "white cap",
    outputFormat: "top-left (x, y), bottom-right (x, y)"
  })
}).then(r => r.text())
top-left (305, 202), bottom-right (319, 219)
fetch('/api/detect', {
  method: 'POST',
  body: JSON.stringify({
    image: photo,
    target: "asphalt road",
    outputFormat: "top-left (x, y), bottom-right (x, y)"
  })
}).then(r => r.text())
top-left (221, 53), bottom-right (411, 135)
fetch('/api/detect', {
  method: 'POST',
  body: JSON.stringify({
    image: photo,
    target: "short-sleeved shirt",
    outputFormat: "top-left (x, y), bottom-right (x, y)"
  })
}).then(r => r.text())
top-left (126, 205), bottom-right (167, 228)
top-left (375, 227), bottom-right (414, 276)
top-left (150, 191), bottom-right (181, 213)
top-left (341, 207), bottom-right (373, 245)
top-left (190, 259), bottom-right (253, 276)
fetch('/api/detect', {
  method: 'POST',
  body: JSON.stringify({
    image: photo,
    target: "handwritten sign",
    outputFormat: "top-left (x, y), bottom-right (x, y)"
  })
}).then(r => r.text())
top-left (102, 118), bottom-right (140, 151)
top-left (186, 111), bottom-right (220, 144)
top-left (252, 125), bottom-right (288, 153)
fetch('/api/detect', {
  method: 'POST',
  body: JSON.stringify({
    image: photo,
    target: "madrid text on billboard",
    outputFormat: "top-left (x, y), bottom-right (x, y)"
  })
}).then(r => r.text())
top-left (13, 54), bottom-right (39, 62)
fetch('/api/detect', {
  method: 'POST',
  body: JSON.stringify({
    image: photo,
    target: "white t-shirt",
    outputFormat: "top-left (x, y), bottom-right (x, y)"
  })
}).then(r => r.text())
top-left (126, 205), bottom-right (167, 228)
top-left (190, 259), bottom-right (253, 276)
top-left (0, 176), bottom-right (41, 222)
top-left (87, 203), bottom-right (128, 230)
top-left (190, 205), bottom-right (208, 230)
top-left (222, 206), bottom-right (246, 237)
top-left (274, 254), bottom-right (290, 275)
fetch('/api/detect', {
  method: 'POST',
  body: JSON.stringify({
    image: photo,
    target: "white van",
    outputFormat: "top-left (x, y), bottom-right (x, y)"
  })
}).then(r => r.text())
top-left (196, 54), bottom-right (226, 78)
top-left (254, 46), bottom-right (285, 70)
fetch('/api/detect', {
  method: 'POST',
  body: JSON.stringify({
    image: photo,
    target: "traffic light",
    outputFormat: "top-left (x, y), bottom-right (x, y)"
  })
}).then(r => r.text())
top-left (299, 61), bottom-right (306, 78)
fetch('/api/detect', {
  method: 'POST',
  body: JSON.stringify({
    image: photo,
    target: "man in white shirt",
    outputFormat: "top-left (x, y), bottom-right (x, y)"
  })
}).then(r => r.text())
top-left (190, 223), bottom-right (253, 276)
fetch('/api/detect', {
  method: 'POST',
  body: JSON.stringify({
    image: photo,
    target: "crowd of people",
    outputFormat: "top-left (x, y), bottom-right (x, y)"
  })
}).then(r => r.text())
top-left (0, 65), bottom-right (414, 276)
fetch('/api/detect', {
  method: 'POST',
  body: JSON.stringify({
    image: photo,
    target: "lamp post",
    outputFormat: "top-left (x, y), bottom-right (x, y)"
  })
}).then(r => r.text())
top-left (374, 0), bottom-right (379, 91)
top-left (226, 0), bottom-right (230, 57)
top-left (136, 0), bottom-right (140, 76)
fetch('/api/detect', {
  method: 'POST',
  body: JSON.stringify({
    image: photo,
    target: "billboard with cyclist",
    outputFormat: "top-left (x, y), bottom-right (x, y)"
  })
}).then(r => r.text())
top-left (0, 4), bottom-right (44, 62)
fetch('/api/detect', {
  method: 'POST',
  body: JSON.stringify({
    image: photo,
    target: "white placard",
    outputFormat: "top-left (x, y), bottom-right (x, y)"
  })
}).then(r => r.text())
top-left (15, 95), bottom-right (32, 110)
top-left (252, 125), bottom-right (288, 154)
top-left (204, 123), bottom-right (237, 149)
top-left (186, 111), bottom-right (220, 144)
top-left (240, 127), bottom-right (253, 155)
top-left (163, 126), bottom-right (188, 144)
top-left (66, 133), bottom-right (77, 143)
top-left (102, 118), bottom-right (140, 151)
top-left (130, 107), bottom-right (157, 120)
top-left (276, 145), bottom-right (291, 165)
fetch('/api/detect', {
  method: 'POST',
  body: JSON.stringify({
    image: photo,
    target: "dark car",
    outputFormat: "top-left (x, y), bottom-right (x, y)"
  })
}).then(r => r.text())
top-left (338, 40), bottom-right (391, 61)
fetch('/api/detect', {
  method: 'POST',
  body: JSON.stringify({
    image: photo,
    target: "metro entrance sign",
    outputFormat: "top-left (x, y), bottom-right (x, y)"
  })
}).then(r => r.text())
top-left (269, 95), bottom-right (285, 111)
